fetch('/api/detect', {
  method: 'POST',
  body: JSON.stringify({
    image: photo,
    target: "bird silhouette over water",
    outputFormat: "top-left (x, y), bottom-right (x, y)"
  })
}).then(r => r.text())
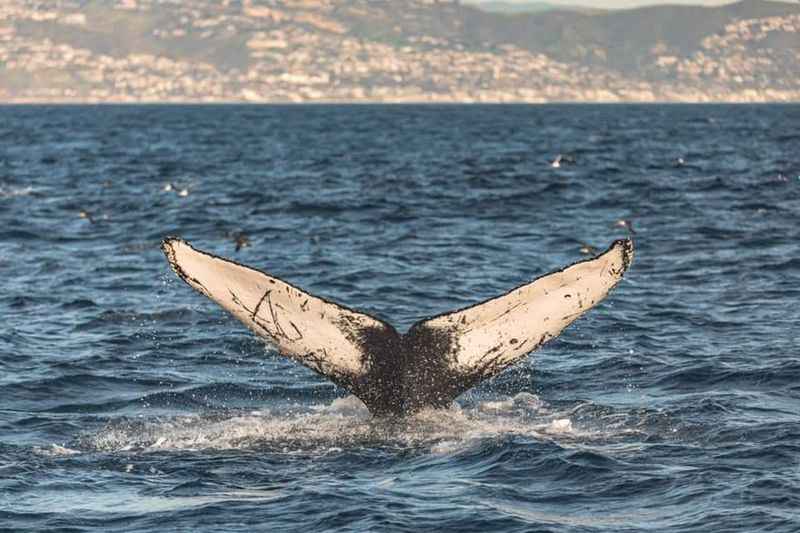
top-left (613, 219), bottom-right (636, 235)
top-left (551, 154), bottom-right (576, 168)
top-left (163, 182), bottom-right (190, 197)
top-left (233, 233), bottom-right (251, 252)
top-left (78, 210), bottom-right (95, 224)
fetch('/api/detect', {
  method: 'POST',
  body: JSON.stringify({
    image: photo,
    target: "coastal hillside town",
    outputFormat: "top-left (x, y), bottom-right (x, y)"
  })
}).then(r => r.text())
top-left (0, 0), bottom-right (799, 102)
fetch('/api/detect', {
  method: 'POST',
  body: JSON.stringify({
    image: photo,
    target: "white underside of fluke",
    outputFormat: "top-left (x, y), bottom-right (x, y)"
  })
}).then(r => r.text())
top-left (162, 237), bottom-right (633, 403)
top-left (418, 239), bottom-right (633, 377)
top-left (162, 238), bottom-right (389, 380)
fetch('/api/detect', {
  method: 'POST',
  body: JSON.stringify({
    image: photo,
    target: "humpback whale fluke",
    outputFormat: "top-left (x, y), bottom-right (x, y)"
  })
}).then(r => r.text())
top-left (161, 237), bottom-right (634, 417)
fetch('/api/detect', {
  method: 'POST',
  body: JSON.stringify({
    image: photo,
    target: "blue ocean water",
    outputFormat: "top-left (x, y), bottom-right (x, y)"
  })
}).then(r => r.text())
top-left (0, 104), bottom-right (798, 532)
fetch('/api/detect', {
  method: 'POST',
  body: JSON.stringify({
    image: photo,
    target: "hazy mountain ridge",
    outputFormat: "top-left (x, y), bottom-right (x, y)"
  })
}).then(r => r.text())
top-left (464, 1), bottom-right (567, 14)
top-left (1, 0), bottom-right (798, 102)
top-left (463, 1), bottom-right (604, 15)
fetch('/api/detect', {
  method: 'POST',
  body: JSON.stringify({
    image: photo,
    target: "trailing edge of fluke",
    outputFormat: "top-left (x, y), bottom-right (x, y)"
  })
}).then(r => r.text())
top-left (161, 237), bottom-right (634, 416)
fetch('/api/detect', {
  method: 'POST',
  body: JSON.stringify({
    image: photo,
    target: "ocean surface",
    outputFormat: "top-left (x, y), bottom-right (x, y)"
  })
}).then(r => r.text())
top-left (0, 104), bottom-right (798, 532)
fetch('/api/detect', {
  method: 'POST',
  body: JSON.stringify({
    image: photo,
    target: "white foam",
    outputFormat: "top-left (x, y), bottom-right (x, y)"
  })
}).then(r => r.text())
top-left (545, 418), bottom-right (573, 434)
top-left (34, 443), bottom-right (81, 456)
top-left (0, 185), bottom-right (36, 198)
top-left (72, 393), bottom-right (640, 457)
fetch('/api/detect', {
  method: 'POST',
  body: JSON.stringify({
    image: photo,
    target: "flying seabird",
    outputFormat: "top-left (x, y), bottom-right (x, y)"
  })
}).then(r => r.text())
top-left (613, 219), bottom-right (636, 235)
top-left (79, 210), bottom-right (95, 224)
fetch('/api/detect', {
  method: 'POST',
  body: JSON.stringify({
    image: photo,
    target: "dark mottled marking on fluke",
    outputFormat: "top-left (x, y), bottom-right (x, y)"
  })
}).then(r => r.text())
top-left (161, 240), bottom-right (212, 297)
top-left (617, 238), bottom-right (634, 272)
top-left (330, 321), bottom-right (470, 417)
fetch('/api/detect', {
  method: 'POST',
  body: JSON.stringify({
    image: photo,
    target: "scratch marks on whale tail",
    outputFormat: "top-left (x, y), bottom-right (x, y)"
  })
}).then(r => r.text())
top-left (161, 237), bottom-right (396, 391)
top-left (416, 239), bottom-right (634, 388)
top-left (161, 237), bottom-right (633, 416)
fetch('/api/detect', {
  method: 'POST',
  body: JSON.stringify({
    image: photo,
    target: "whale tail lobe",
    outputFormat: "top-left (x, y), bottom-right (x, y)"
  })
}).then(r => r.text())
top-left (162, 238), bottom-right (633, 416)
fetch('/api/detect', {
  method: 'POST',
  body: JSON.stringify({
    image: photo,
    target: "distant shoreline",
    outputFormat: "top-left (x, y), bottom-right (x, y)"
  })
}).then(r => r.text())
top-left (2, 98), bottom-right (798, 105)
top-left (3, 0), bottom-right (798, 108)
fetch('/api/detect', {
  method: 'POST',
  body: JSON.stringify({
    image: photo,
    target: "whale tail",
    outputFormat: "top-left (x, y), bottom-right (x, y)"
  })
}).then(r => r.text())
top-left (162, 238), bottom-right (633, 416)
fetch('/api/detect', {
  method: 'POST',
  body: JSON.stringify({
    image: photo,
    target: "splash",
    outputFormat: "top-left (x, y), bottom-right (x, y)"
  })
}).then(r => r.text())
top-left (73, 393), bottom-right (648, 456)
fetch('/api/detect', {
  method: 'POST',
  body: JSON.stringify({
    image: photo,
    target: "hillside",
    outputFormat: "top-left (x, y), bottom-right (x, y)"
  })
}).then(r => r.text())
top-left (0, 0), bottom-right (799, 102)
top-left (463, 1), bottom-right (604, 15)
